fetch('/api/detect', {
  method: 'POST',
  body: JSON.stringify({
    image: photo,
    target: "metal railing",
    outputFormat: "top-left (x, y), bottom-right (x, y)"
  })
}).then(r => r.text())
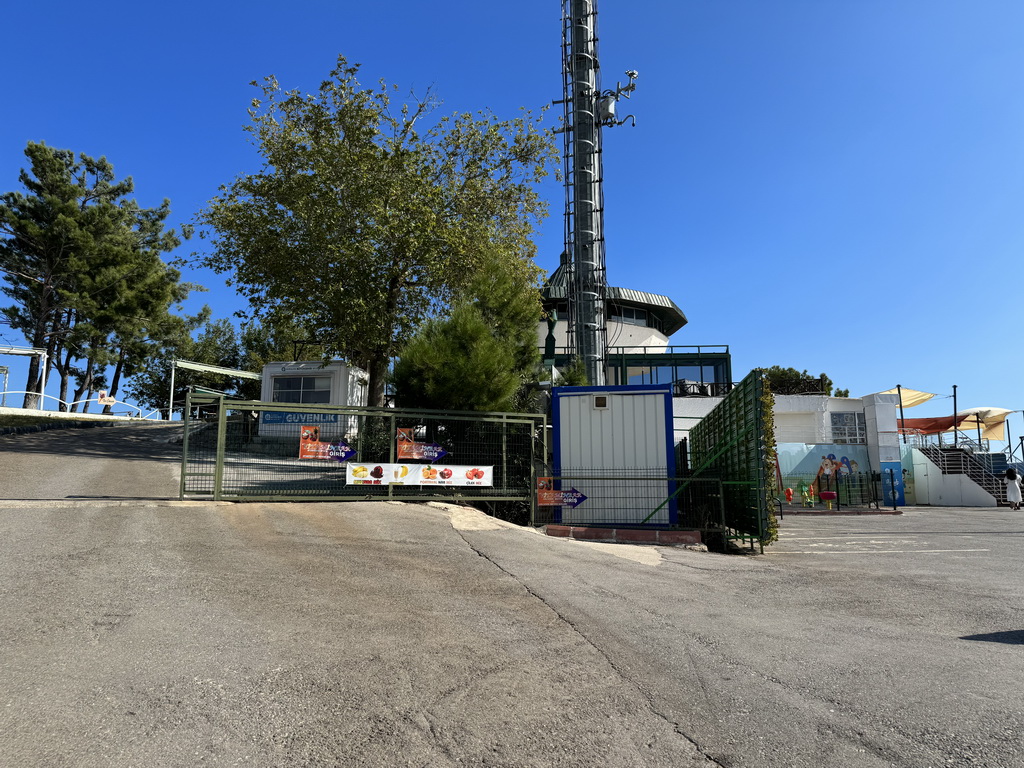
top-left (918, 444), bottom-right (1007, 503)
top-left (534, 471), bottom-right (731, 533)
top-left (179, 394), bottom-right (547, 516)
top-left (778, 472), bottom-right (883, 510)
top-left (0, 390), bottom-right (146, 418)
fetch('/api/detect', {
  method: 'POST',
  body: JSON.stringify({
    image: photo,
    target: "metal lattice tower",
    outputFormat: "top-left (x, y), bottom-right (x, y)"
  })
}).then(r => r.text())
top-left (558, 0), bottom-right (636, 386)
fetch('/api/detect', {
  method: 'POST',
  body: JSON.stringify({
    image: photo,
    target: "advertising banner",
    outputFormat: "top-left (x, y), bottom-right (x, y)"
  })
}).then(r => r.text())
top-left (536, 477), bottom-right (587, 508)
top-left (396, 428), bottom-right (448, 462)
top-left (347, 463), bottom-right (492, 486)
top-left (298, 426), bottom-right (355, 462)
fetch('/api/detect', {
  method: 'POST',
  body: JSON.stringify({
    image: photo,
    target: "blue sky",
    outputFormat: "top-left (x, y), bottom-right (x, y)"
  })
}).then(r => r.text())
top-left (3, 1), bottom-right (1023, 443)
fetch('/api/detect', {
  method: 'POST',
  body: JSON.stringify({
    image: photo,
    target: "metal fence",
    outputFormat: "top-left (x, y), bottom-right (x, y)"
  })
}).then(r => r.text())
top-left (778, 472), bottom-right (884, 511)
top-left (688, 370), bottom-right (776, 550)
top-left (180, 393), bottom-right (547, 517)
top-left (533, 473), bottom-right (731, 536)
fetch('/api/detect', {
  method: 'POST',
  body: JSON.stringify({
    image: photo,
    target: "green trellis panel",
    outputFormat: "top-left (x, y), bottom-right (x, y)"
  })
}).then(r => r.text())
top-left (689, 369), bottom-right (775, 545)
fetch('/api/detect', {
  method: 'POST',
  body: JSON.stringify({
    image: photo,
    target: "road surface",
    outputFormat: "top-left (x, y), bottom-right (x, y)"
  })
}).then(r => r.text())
top-left (1, 422), bottom-right (1022, 766)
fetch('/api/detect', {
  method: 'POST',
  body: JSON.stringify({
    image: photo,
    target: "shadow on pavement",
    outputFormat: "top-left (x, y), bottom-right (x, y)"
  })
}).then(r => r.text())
top-left (960, 630), bottom-right (1024, 645)
top-left (0, 421), bottom-right (182, 464)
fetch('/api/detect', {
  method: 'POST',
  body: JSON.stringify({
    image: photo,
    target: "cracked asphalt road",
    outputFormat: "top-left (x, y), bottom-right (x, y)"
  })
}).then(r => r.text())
top-left (1, 423), bottom-right (1023, 767)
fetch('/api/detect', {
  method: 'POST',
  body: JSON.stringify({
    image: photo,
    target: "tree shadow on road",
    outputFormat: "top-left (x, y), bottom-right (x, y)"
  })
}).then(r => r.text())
top-left (0, 422), bottom-right (182, 464)
top-left (960, 630), bottom-right (1024, 645)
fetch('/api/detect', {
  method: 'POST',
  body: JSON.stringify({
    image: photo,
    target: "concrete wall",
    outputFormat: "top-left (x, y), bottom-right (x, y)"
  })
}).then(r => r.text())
top-left (911, 448), bottom-right (997, 507)
top-left (537, 319), bottom-right (669, 353)
top-left (772, 395), bottom-right (867, 444)
top-left (672, 396), bottom-right (721, 446)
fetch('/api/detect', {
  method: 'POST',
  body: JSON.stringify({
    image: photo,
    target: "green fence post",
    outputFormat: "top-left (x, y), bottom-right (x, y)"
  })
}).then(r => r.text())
top-left (214, 395), bottom-right (227, 501)
top-left (388, 411), bottom-right (396, 500)
top-left (502, 414), bottom-right (508, 496)
top-left (179, 391), bottom-right (192, 500)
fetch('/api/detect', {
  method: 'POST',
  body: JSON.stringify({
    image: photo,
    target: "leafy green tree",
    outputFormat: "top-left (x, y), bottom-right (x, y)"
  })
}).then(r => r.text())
top-left (763, 366), bottom-right (846, 396)
top-left (124, 308), bottom-right (220, 416)
top-left (553, 357), bottom-right (589, 387)
top-left (393, 303), bottom-right (520, 412)
top-left (101, 277), bottom-right (201, 414)
top-left (392, 243), bottom-right (544, 412)
top-left (0, 141), bottom-right (184, 408)
top-left (127, 314), bottom-right (315, 416)
top-left (194, 55), bottom-right (558, 407)
top-left (235, 314), bottom-right (314, 400)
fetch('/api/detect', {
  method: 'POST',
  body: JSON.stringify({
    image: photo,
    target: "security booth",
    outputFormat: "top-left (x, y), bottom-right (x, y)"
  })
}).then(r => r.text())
top-left (550, 383), bottom-right (678, 526)
top-left (258, 361), bottom-right (368, 438)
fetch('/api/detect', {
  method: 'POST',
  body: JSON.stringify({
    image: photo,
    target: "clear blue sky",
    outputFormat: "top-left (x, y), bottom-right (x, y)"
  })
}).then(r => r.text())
top-left (3, 1), bottom-right (1023, 443)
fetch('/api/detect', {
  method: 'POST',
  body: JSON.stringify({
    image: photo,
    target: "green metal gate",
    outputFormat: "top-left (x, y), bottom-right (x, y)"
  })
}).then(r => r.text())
top-left (686, 369), bottom-right (778, 551)
top-left (179, 393), bottom-right (547, 517)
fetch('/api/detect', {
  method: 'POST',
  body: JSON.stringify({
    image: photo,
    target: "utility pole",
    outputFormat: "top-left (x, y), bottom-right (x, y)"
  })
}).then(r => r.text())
top-left (558, 0), bottom-right (637, 386)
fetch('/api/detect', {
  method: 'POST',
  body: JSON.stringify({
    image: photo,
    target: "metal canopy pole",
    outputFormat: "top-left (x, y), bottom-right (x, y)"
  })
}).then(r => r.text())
top-left (952, 384), bottom-right (958, 448)
top-left (169, 362), bottom-right (177, 422)
top-left (897, 384), bottom-right (906, 444)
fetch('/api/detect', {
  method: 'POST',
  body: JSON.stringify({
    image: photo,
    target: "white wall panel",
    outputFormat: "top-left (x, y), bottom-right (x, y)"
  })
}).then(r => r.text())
top-left (554, 387), bottom-right (673, 525)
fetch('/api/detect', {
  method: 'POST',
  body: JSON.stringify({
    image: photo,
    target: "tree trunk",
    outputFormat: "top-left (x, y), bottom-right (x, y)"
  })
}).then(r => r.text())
top-left (104, 353), bottom-right (125, 415)
top-left (71, 356), bottom-right (95, 413)
top-left (364, 271), bottom-right (403, 408)
top-left (367, 353), bottom-right (388, 408)
top-left (19, 322), bottom-right (53, 409)
top-left (19, 285), bottom-right (59, 409)
top-left (57, 346), bottom-right (74, 412)
top-left (21, 356), bottom-right (41, 410)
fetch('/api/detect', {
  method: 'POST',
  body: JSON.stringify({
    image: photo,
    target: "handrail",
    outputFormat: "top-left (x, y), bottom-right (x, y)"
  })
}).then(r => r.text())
top-left (919, 445), bottom-right (1006, 501)
top-left (0, 390), bottom-right (145, 418)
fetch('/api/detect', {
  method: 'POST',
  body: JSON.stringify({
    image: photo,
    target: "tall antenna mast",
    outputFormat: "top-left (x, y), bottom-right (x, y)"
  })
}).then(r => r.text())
top-left (559, 0), bottom-right (637, 386)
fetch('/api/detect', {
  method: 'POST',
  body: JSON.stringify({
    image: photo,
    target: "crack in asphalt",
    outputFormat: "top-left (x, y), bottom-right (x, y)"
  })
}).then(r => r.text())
top-left (453, 527), bottom-right (727, 767)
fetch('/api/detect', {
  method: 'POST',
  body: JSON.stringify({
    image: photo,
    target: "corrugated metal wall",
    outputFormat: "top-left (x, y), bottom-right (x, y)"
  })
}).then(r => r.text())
top-left (557, 390), bottom-right (668, 472)
top-left (553, 385), bottom-right (674, 526)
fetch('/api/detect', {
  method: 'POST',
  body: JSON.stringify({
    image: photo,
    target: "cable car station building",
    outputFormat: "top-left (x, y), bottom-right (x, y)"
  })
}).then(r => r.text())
top-left (538, 262), bottom-right (733, 396)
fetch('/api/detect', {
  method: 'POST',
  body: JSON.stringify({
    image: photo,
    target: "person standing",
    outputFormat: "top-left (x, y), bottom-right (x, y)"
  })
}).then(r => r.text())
top-left (1004, 467), bottom-right (1022, 511)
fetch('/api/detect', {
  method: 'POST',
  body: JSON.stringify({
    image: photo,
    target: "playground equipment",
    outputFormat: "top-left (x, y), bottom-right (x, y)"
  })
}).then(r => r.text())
top-left (798, 481), bottom-right (814, 508)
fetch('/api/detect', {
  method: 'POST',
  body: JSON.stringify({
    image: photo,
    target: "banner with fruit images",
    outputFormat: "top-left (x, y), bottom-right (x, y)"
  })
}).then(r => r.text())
top-left (298, 425), bottom-right (327, 459)
top-left (347, 463), bottom-right (492, 486)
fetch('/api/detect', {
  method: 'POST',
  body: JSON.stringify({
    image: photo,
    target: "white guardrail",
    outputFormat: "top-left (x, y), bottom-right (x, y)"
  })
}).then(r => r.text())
top-left (0, 390), bottom-right (157, 419)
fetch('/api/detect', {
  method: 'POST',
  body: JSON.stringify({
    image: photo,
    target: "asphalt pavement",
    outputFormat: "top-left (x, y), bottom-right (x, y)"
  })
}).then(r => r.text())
top-left (0, 422), bottom-right (1022, 767)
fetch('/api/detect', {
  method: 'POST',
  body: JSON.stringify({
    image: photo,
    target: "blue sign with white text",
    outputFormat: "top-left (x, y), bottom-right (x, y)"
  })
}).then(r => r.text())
top-left (261, 411), bottom-right (340, 425)
top-left (328, 440), bottom-right (356, 463)
top-left (421, 443), bottom-right (448, 462)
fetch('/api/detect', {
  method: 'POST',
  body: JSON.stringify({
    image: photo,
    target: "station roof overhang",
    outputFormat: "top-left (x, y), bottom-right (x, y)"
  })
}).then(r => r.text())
top-left (541, 265), bottom-right (688, 337)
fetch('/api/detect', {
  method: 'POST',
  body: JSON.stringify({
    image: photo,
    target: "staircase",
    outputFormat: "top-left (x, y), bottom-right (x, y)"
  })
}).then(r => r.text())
top-left (919, 445), bottom-right (1008, 504)
top-left (980, 452), bottom-right (1010, 478)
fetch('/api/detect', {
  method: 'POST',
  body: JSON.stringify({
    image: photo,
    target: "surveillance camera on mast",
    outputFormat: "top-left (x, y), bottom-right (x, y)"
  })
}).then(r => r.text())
top-left (596, 70), bottom-right (639, 127)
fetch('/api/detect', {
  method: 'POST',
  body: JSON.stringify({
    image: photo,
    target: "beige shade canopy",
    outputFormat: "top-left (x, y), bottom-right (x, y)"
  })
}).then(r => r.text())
top-left (951, 407), bottom-right (1012, 441)
top-left (880, 387), bottom-right (936, 408)
top-left (899, 407), bottom-right (1012, 441)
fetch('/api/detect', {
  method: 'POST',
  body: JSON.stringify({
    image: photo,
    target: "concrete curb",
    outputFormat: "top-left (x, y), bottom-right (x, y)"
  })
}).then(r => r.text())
top-left (782, 508), bottom-right (903, 516)
top-left (544, 525), bottom-right (702, 546)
